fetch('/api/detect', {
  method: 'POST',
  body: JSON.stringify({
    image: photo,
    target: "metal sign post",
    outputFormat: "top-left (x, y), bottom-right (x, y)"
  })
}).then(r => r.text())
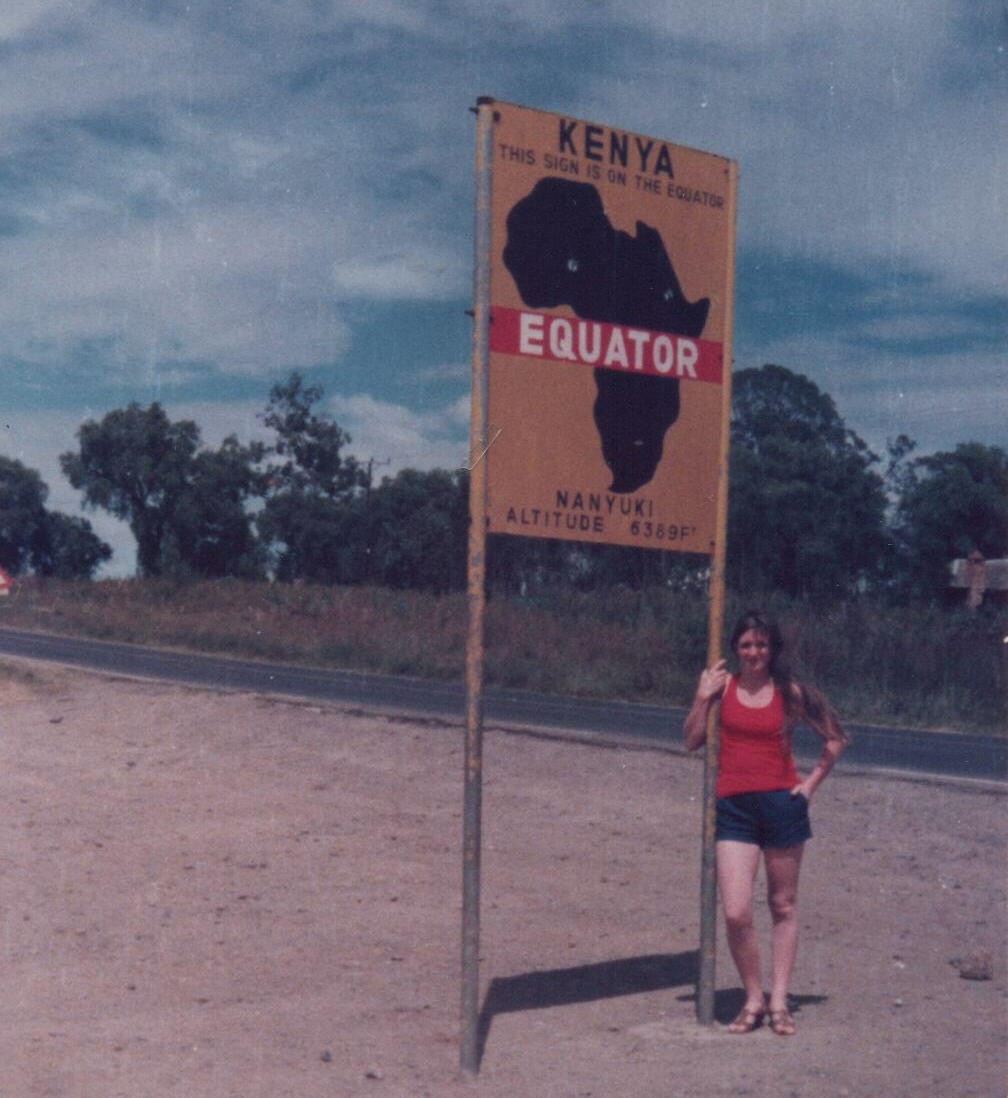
top-left (697, 160), bottom-right (737, 1024)
top-left (460, 97), bottom-right (494, 1078)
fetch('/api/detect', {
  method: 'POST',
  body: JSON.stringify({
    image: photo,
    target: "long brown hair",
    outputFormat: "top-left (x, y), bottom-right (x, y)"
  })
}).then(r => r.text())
top-left (729, 609), bottom-right (849, 745)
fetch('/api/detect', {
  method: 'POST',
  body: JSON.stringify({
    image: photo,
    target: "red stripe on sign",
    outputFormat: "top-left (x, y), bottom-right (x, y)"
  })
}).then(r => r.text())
top-left (489, 306), bottom-right (723, 382)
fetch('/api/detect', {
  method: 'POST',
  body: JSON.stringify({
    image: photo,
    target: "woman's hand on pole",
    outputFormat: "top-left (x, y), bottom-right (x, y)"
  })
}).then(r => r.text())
top-left (683, 659), bottom-right (728, 751)
top-left (697, 658), bottom-right (729, 702)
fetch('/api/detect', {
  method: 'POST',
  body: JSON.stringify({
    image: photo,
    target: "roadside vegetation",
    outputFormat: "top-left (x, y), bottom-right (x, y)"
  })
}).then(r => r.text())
top-left (1, 577), bottom-right (1003, 733)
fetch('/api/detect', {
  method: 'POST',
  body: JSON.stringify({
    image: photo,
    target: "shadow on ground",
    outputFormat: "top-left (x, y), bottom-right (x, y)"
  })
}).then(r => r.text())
top-left (478, 951), bottom-right (698, 1064)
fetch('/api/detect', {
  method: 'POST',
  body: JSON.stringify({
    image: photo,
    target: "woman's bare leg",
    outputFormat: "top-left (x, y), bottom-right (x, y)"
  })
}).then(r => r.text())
top-left (716, 840), bottom-right (764, 1010)
top-left (764, 843), bottom-right (804, 1012)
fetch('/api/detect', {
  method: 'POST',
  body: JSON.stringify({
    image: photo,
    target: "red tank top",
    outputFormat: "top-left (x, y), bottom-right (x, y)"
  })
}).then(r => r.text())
top-left (716, 677), bottom-right (798, 797)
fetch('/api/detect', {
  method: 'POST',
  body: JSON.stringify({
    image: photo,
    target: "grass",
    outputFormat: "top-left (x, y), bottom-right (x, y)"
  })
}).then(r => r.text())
top-left (0, 577), bottom-right (1004, 733)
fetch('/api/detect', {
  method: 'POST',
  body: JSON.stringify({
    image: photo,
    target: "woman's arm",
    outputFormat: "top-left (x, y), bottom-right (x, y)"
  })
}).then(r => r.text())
top-left (683, 659), bottom-right (729, 752)
top-left (789, 682), bottom-right (850, 798)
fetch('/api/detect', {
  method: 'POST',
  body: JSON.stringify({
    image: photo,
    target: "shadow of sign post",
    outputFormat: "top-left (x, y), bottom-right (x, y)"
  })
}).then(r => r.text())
top-left (478, 951), bottom-right (699, 1066)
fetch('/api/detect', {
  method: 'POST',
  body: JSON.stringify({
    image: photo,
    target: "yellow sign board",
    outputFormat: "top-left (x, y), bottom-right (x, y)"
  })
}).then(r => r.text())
top-left (486, 101), bottom-right (737, 555)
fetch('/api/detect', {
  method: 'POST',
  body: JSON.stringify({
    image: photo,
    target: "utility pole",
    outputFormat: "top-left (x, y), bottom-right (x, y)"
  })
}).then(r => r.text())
top-left (364, 456), bottom-right (390, 504)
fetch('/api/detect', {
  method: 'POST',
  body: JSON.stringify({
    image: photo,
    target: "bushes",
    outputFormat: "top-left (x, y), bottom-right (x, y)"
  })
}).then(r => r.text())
top-left (2, 578), bottom-right (1003, 732)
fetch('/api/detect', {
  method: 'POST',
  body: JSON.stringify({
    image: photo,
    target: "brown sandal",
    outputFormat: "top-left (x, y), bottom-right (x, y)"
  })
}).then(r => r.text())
top-left (727, 1004), bottom-right (765, 1033)
top-left (768, 1008), bottom-right (796, 1036)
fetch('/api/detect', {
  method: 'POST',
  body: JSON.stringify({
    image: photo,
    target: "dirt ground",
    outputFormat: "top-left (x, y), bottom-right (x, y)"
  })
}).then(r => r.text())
top-left (0, 662), bottom-right (1004, 1098)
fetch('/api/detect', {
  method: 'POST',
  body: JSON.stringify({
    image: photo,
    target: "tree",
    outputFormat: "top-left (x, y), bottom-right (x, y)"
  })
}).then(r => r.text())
top-left (727, 365), bottom-right (888, 599)
top-left (260, 372), bottom-right (362, 498)
top-left (256, 372), bottom-right (364, 579)
top-left (487, 532), bottom-right (588, 595)
top-left (883, 433), bottom-right (917, 500)
top-left (0, 456), bottom-right (111, 578)
top-left (256, 490), bottom-right (358, 583)
top-left (61, 404), bottom-right (263, 579)
top-left (34, 513), bottom-right (112, 579)
top-left (163, 436), bottom-right (267, 579)
top-left (732, 363), bottom-right (850, 455)
top-left (893, 442), bottom-right (1008, 599)
top-left (364, 468), bottom-right (469, 593)
top-left (0, 457), bottom-right (52, 575)
top-left (61, 403), bottom-right (199, 577)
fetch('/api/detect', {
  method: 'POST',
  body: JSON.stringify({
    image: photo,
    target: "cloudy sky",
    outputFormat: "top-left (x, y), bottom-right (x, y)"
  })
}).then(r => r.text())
top-left (1, 1), bottom-right (1004, 574)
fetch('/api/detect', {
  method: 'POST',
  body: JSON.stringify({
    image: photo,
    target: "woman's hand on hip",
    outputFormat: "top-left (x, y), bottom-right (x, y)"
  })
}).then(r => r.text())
top-left (790, 780), bottom-right (814, 801)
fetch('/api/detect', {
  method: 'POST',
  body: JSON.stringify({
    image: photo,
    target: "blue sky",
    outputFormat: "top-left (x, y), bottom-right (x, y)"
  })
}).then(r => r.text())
top-left (1, 1), bottom-right (1004, 574)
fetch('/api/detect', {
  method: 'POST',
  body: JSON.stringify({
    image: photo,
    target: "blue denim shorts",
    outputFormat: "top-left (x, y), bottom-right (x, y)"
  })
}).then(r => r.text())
top-left (715, 790), bottom-right (812, 848)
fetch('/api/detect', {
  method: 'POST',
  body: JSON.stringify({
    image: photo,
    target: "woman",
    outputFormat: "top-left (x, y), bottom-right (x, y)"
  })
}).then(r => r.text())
top-left (684, 610), bottom-right (848, 1036)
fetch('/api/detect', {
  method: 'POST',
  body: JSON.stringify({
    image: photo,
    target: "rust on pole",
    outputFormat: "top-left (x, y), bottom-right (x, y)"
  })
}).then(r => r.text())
top-left (697, 158), bottom-right (739, 1026)
top-left (460, 96), bottom-right (494, 1078)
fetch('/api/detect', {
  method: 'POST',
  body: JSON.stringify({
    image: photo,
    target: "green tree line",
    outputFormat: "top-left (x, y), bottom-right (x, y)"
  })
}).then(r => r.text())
top-left (1, 366), bottom-right (1004, 603)
top-left (0, 457), bottom-right (111, 580)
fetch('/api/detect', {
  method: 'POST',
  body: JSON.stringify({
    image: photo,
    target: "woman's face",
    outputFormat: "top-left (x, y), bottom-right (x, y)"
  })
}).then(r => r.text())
top-left (735, 628), bottom-right (772, 676)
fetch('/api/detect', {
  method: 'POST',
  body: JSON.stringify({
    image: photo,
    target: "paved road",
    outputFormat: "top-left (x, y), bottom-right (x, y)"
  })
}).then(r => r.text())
top-left (0, 626), bottom-right (1003, 782)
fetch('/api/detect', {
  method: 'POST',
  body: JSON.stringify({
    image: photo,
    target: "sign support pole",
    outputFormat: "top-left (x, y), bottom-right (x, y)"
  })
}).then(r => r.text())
top-left (697, 159), bottom-right (738, 1025)
top-left (460, 97), bottom-right (494, 1078)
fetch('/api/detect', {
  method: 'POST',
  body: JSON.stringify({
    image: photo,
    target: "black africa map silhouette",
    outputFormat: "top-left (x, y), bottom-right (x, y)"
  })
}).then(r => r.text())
top-left (503, 176), bottom-right (710, 494)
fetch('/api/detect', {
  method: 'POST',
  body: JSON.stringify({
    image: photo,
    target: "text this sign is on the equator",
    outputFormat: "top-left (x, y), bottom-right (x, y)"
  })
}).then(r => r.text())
top-left (485, 101), bottom-right (737, 556)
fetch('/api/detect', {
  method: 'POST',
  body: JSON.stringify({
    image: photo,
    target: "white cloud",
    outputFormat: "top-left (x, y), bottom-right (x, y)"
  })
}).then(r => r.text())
top-left (336, 0), bottom-right (435, 33)
top-left (165, 398), bottom-right (270, 448)
top-left (0, 0), bottom-right (1000, 501)
top-left (611, 0), bottom-right (952, 53)
top-left (169, 391), bottom-right (472, 474)
top-left (592, 1), bottom-right (1004, 294)
top-left (0, 199), bottom-right (357, 377)
top-left (746, 330), bottom-right (1008, 457)
top-left (331, 253), bottom-right (467, 301)
top-left (851, 313), bottom-right (989, 346)
top-left (0, 3), bottom-right (475, 381)
top-left (415, 361), bottom-right (470, 383)
top-left (329, 392), bottom-right (468, 474)
top-left (0, 0), bottom-right (74, 42)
